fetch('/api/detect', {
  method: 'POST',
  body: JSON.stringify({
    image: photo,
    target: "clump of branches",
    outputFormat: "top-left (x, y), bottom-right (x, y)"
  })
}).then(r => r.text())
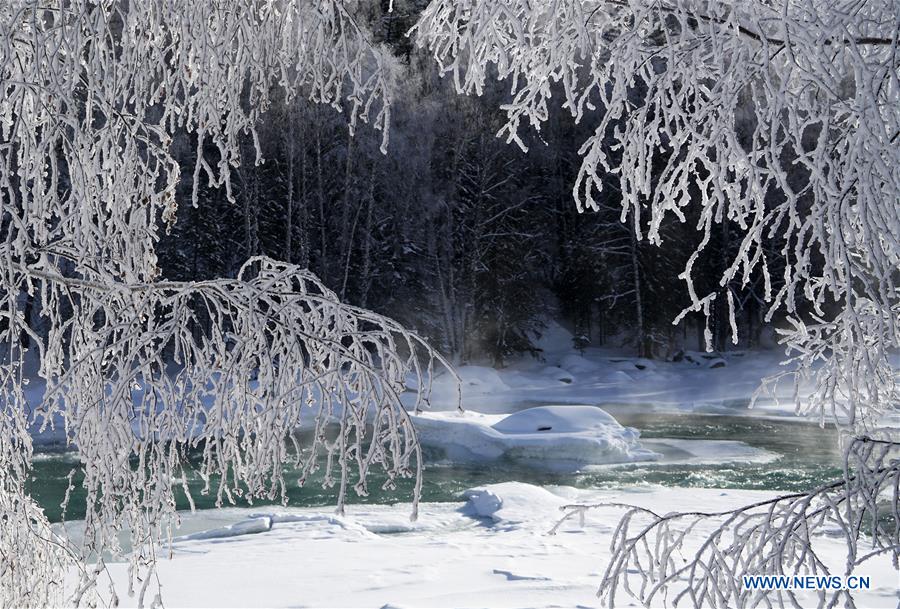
top-left (418, 4), bottom-right (898, 605)
top-left (415, 0), bottom-right (900, 431)
top-left (2, 256), bottom-right (455, 607)
top-left (552, 435), bottom-right (899, 608)
top-left (0, 2), bottom-right (453, 606)
top-left (0, 462), bottom-right (78, 608)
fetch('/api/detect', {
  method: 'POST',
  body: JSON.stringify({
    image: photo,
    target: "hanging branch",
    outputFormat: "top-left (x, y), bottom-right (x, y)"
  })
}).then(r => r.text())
top-left (549, 435), bottom-right (900, 608)
top-left (1, 2), bottom-right (456, 606)
top-left (416, 3), bottom-right (898, 607)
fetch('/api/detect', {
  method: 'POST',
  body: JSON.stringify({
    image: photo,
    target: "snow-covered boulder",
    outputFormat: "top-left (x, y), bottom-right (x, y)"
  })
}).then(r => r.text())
top-left (599, 370), bottom-right (634, 384)
top-left (412, 406), bottom-right (659, 470)
top-left (461, 482), bottom-right (567, 527)
top-left (538, 366), bottom-right (574, 384)
top-left (491, 405), bottom-right (623, 435)
top-left (558, 354), bottom-right (602, 375)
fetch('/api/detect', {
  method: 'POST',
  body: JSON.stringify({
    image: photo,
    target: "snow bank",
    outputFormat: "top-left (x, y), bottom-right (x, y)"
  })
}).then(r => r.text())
top-left (412, 406), bottom-right (660, 469)
top-left (430, 365), bottom-right (509, 397)
top-left (174, 516), bottom-right (272, 542)
top-left (87, 483), bottom-right (900, 608)
top-left (414, 345), bottom-right (881, 425)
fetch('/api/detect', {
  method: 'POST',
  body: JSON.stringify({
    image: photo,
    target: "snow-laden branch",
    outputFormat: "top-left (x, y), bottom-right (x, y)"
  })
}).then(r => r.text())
top-left (0, 2), bottom-right (451, 606)
top-left (552, 434), bottom-right (900, 609)
top-left (417, 5), bottom-right (898, 606)
top-left (414, 0), bottom-right (900, 431)
top-left (2, 256), bottom-right (449, 606)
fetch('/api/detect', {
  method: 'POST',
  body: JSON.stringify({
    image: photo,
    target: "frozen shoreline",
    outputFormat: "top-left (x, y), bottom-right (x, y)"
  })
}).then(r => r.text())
top-left (80, 482), bottom-right (898, 608)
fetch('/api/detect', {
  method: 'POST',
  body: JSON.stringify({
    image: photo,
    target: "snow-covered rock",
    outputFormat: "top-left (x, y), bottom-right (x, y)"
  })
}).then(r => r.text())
top-left (538, 365), bottom-right (574, 384)
top-left (412, 406), bottom-right (659, 469)
top-left (461, 488), bottom-right (503, 518)
top-left (461, 482), bottom-right (567, 527)
top-left (558, 354), bottom-right (602, 375)
top-left (490, 405), bottom-right (623, 435)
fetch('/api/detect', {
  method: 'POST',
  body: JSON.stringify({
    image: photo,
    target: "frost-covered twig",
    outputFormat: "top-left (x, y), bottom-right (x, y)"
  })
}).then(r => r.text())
top-left (551, 435), bottom-right (899, 609)
top-left (415, 0), bottom-right (900, 431)
top-left (0, 2), bottom-right (455, 606)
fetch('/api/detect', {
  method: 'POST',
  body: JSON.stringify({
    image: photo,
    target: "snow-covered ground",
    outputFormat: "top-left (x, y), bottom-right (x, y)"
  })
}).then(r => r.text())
top-left (88, 482), bottom-right (899, 608)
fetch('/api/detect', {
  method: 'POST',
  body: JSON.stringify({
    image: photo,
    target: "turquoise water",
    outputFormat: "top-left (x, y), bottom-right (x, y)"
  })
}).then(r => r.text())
top-left (27, 413), bottom-right (842, 523)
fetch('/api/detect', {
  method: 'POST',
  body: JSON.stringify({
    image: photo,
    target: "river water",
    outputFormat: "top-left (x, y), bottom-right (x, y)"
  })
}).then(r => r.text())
top-left (27, 411), bottom-right (842, 523)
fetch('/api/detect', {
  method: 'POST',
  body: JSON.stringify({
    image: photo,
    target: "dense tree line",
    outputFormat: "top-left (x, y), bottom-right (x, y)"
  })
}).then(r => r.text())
top-left (154, 1), bottom-right (791, 364)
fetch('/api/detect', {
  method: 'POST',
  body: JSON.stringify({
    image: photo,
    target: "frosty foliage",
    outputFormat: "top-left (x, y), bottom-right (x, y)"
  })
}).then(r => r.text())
top-left (0, 443), bottom-right (79, 608)
top-left (414, 0), bottom-right (900, 431)
top-left (0, 1), bottom-right (452, 605)
top-left (416, 3), bottom-right (898, 606)
top-left (552, 434), bottom-right (900, 609)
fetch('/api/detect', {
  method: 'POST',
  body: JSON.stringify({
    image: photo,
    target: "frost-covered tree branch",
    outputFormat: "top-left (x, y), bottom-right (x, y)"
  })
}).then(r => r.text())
top-left (416, 3), bottom-right (898, 607)
top-left (414, 0), bottom-right (900, 431)
top-left (552, 434), bottom-right (900, 609)
top-left (0, 2), bottom-right (451, 606)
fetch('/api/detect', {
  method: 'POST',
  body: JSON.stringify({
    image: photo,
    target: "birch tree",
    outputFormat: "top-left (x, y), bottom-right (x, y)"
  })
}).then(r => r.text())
top-left (0, 2), bottom-right (453, 606)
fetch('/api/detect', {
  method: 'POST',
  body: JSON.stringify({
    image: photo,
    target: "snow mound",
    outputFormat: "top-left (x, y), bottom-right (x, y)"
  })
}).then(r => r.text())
top-left (462, 488), bottom-right (503, 518)
top-left (413, 406), bottom-right (659, 469)
top-left (462, 482), bottom-right (567, 527)
top-left (430, 366), bottom-right (510, 397)
top-left (640, 438), bottom-right (779, 464)
top-left (558, 354), bottom-right (602, 374)
top-left (491, 405), bottom-right (622, 435)
top-left (538, 366), bottom-right (574, 384)
top-left (600, 370), bottom-right (634, 383)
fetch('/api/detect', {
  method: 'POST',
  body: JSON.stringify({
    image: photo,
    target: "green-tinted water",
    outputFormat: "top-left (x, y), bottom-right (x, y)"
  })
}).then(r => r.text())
top-left (27, 413), bottom-right (842, 523)
top-left (598, 411), bottom-right (842, 491)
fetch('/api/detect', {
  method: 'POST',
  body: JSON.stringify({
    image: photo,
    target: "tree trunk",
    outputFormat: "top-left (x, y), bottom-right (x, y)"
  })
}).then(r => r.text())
top-left (629, 218), bottom-right (647, 358)
top-left (315, 124), bottom-right (328, 276)
top-left (284, 114), bottom-right (294, 264)
top-left (358, 166), bottom-right (376, 309)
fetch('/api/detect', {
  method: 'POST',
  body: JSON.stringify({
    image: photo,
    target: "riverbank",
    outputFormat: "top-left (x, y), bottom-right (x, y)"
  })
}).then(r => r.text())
top-left (71, 482), bottom-right (899, 608)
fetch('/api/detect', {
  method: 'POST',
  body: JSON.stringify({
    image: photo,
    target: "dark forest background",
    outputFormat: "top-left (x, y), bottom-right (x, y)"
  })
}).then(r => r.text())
top-left (155, 1), bottom-right (792, 366)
